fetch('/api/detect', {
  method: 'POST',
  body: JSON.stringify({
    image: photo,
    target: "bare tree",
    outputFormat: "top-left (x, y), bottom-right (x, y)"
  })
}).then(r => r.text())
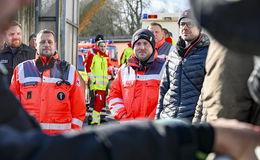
top-left (79, 0), bottom-right (106, 34)
top-left (80, 0), bottom-right (127, 38)
top-left (79, 0), bottom-right (150, 38)
top-left (118, 0), bottom-right (150, 35)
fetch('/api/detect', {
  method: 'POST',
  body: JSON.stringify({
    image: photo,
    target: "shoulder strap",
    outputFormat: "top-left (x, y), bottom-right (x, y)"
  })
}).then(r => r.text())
top-left (59, 60), bottom-right (69, 72)
top-left (56, 60), bottom-right (71, 86)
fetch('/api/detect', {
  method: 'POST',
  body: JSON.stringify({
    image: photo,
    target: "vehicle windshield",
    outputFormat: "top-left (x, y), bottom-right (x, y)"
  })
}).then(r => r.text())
top-left (77, 55), bottom-right (85, 71)
top-left (107, 46), bottom-right (117, 61)
top-left (77, 48), bottom-right (93, 71)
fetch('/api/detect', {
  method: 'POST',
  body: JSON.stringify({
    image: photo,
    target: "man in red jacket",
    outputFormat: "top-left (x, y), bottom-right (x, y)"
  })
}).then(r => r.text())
top-left (10, 29), bottom-right (86, 134)
top-left (107, 29), bottom-right (166, 121)
top-left (148, 22), bottom-right (175, 59)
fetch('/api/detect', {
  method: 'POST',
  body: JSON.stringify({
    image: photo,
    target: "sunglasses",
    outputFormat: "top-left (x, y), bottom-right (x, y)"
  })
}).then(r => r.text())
top-left (179, 21), bottom-right (195, 28)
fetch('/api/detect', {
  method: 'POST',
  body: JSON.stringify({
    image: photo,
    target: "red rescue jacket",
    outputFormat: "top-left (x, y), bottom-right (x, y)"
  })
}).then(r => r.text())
top-left (10, 56), bottom-right (86, 135)
top-left (107, 52), bottom-right (165, 121)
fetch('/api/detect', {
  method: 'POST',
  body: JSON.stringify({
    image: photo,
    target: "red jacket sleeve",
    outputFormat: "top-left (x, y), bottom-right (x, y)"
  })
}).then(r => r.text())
top-left (9, 66), bottom-right (21, 99)
top-left (70, 68), bottom-right (86, 130)
top-left (107, 69), bottom-right (127, 120)
top-left (85, 53), bottom-right (94, 78)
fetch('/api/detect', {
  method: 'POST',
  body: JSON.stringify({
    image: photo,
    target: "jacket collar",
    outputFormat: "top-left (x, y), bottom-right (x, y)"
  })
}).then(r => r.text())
top-left (37, 54), bottom-right (58, 65)
top-left (155, 38), bottom-right (166, 49)
top-left (127, 50), bottom-right (158, 71)
top-left (95, 49), bottom-right (109, 57)
top-left (1, 43), bottom-right (24, 54)
top-left (176, 33), bottom-right (210, 57)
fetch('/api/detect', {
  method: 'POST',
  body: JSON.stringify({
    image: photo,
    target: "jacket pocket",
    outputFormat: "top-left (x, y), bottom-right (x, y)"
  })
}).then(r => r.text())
top-left (49, 113), bottom-right (72, 123)
top-left (20, 85), bottom-right (38, 105)
top-left (145, 81), bottom-right (160, 107)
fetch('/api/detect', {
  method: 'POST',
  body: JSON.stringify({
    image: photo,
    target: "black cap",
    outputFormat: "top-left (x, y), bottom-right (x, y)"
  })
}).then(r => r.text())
top-left (95, 34), bottom-right (104, 42)
top-left (178, 9), bottom-right (193, 25)
top-left (190, 0), bottom-right (260, 55)
top-left (131, 29), bottom-right (155, 50)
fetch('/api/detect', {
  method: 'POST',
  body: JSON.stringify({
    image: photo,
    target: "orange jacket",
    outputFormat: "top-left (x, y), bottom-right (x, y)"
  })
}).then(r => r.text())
top-left (10, 56), bottom-right (86, 135)
top-left (107, 52), bottom-right (166, 121)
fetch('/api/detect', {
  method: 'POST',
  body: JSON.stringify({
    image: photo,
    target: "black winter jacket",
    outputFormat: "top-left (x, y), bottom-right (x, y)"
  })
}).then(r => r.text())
top-left (0, 67), bottom-right (214, 160)
top-left (0, 43), bottom-right (35, 85)
top-left (0, 119), bottom-right (214, 160)
top-left (156, 34), bottom-right (210, 121)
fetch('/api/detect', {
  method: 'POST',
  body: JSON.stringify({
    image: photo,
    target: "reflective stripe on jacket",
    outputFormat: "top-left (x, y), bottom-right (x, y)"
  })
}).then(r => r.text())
top-left (107, 56), bottom-right (166, 121)
top-left (10, 58), bottom-right (86, 135)
top-left (156, 39), bottom-right (175, 60)
top-left (86, 50), bottom-right (111, 91)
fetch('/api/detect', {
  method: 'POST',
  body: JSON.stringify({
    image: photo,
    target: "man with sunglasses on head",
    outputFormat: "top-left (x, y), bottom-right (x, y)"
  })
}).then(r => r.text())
top-left (156, 9), bottom-right (210, 121)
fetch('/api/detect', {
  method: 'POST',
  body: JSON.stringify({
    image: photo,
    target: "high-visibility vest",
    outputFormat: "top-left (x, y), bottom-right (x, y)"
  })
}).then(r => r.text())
top-left (89, 52), bottom-right (109, 91)
top-left (120, 47), bottom-right (134, 65)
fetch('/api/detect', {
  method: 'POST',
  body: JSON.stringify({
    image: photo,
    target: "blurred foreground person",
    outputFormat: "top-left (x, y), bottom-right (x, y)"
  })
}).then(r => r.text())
top-left (0, 116), bottom-right (259, 160)
top-left (0, 0), bottom-right (41, 131)
top-left (193, 40), bottom-right (260, 125)
top-left (190, 0), bottom-right (260, 125)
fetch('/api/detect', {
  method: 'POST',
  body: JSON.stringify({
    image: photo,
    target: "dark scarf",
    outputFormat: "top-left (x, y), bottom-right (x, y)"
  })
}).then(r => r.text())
top-left (127, 51), bottom-right (155, 72)
top-left (176, 34), bottom-right (201, 57)
top-left (36, 56), bottom-right (56, 73)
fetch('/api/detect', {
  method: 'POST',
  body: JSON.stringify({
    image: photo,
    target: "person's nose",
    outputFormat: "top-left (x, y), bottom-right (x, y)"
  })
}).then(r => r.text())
top-left (13, 34), bottom-right (19, 39)
top-left (44, 41), bottom-right (50, 46)
top-left (140, 44), bottom-right (146, 49)
top-left (183, 24), bottom-right (189, 29)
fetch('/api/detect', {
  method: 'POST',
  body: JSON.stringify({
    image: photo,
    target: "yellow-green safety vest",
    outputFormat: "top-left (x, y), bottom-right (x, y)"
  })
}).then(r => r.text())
top-left (121, 47), bottom-right (134, 65)
top-left (89, 53), bottom-right (109, 91)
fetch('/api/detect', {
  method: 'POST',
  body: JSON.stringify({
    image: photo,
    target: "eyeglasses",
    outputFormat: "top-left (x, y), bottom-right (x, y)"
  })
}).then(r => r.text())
top-left (179, 21), bottom-right (195, 28)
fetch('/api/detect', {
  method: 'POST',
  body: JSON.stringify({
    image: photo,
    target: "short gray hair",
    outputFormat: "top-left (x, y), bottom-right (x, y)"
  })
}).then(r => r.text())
top-left (37, 29), bottom-right (56, 41)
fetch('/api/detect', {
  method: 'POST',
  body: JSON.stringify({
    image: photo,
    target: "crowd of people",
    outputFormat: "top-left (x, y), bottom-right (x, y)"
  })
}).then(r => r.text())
top-left (0, 0), bottom-right (259, 159)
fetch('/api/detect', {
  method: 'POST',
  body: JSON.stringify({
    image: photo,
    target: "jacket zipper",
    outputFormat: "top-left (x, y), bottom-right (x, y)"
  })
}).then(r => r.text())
top-left (175, 60), bottom-right (183, 117)
top-left (39, 71), bottom-right (44, 122)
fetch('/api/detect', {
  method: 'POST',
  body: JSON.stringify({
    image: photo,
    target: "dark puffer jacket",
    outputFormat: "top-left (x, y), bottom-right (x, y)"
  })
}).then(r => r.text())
top-left (156, 33), bottom-right (210, 121)
top-left (0, 43), bottom-right (35, 85)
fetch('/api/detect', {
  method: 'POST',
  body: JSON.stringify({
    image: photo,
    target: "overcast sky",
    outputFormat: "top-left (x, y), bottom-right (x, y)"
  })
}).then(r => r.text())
top-left (143, 0), bottom-right (190, 14)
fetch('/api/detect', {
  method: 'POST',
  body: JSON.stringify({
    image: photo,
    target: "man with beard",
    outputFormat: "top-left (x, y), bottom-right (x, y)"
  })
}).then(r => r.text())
top-left (10, 29), bottom-right (86, 135)
top-left (107, 29), bottom-right (166, 121)
top-left (156, 9), bottom-right (210, 121)
top-left (0, 21), bottom-right (35, 85)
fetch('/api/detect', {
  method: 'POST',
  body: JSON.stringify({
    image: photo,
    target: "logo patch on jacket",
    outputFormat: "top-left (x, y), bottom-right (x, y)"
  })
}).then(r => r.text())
top-left (27, 91), bottom-right (32, 99)
top-left (76, 77), bottom-right (80, 86)
top-left (57, 92), bottom-right (66, 101)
